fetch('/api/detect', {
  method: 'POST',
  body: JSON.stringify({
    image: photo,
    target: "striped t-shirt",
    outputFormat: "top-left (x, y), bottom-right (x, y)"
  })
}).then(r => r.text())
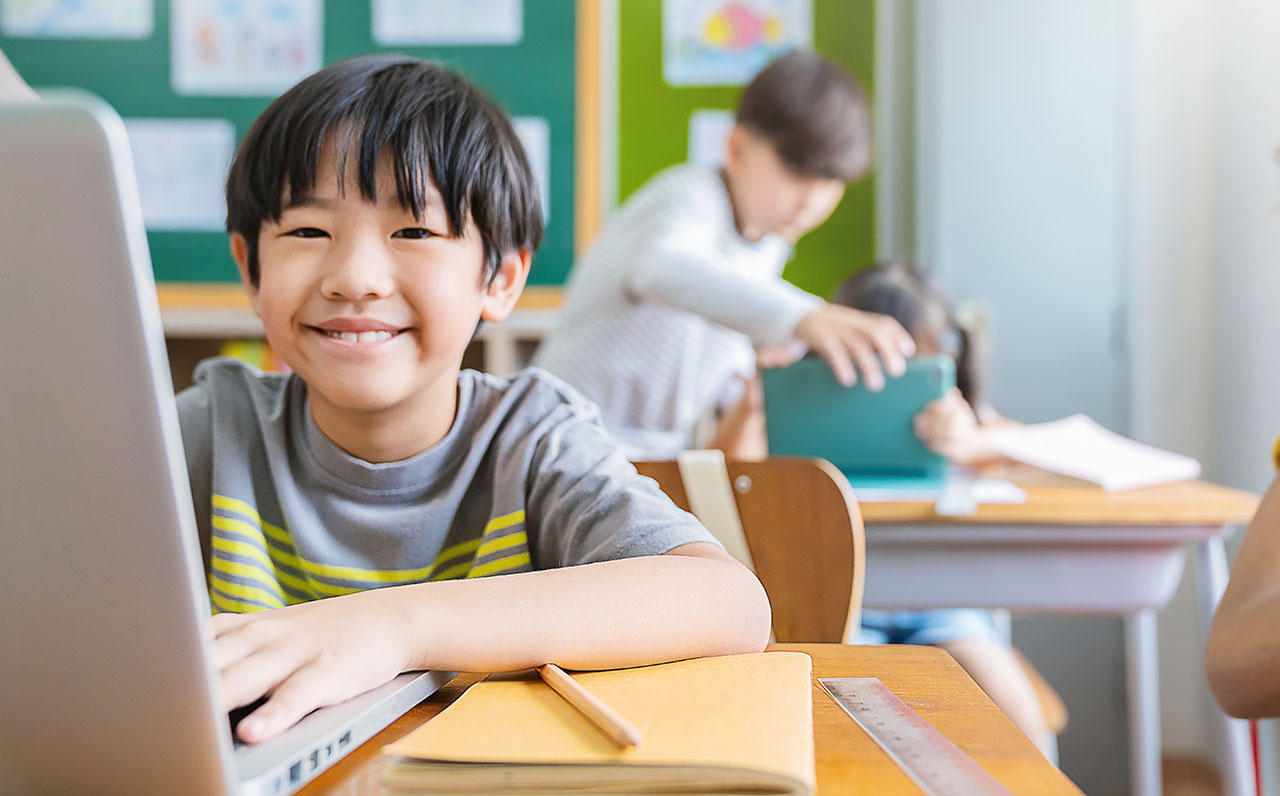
top-left (176, 358), bottom-right (715, 614)
top-left (533, 163), bottom-right (820, 458)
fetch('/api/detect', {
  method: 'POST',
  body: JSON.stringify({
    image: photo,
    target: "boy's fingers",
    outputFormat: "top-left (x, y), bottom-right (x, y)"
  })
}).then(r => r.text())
top-left (211, 625), bottom-right (264, 672)
top-left (238, 663), bottom-right (331, 744)
top-left (220, 646), bottom-right (303, 714)
top-left (872, 326), bottom-right (909, 378)
top-left (816, 341), bottom-right (855, 387)
top-left (846, 340), bottom-right (884, 392)
top-left (210, 611), bottom-right (252, 635)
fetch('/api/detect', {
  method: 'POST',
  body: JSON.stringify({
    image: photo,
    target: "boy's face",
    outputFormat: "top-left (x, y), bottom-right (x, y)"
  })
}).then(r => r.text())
top-left (725, 125), bottom-right (846, 243)
top-left (231, 150), bottom-right (527, 420)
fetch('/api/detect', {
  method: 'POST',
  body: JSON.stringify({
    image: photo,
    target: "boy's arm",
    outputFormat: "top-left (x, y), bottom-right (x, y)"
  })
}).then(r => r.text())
top-left (212, 542), bottom-right (769, 744)
top-left (1207, 472), bottom-right (1280, 717)
top-left (214, 394), bottom-right (770, 744)
top-left (0, 48), bottom-right (37, 100)
top-left (629, 230), bottom-right (914, 389)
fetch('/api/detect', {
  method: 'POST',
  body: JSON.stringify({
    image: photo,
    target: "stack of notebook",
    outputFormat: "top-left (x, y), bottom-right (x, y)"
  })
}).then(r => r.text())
top-left (380, 651), bottom-right (816, 795)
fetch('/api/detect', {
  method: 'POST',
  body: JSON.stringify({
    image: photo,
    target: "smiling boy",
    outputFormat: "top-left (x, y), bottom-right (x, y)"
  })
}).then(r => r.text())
top-left (176, 55), bottom-right (770, 745)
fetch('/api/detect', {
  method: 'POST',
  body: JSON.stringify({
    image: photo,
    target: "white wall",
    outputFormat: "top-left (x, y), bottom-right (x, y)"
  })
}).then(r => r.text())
top-left (1128, 0), bottom-right (1220, 759)
top-left (914, 0), bottom-right (1280, 784)
top-left (1129, 0), bottom-right (1280, 768)
top-left (915, 0), bottom-right (1128, 429)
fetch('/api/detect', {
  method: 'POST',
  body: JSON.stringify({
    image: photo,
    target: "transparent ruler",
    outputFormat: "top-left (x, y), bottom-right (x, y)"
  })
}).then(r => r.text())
top-left (820, 677), bottom-right (1015, 796)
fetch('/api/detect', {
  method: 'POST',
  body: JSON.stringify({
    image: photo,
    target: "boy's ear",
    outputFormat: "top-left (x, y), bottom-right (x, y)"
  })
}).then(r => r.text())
top-left (726, 124), bottom-right (747, 167)
top-left (229, 233), bottom-right (264, 318)
top-left (480, 248), bottom-right (532, 323)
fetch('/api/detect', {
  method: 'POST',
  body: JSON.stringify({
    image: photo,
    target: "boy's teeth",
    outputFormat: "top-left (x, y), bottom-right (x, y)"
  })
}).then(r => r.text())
top-left (325, 330), bottom-right (394, 342)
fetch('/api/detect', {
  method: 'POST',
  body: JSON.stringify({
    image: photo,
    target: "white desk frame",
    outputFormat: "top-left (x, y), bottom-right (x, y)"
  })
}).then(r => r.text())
top-left (861, 521), bottom-right (1252, 796)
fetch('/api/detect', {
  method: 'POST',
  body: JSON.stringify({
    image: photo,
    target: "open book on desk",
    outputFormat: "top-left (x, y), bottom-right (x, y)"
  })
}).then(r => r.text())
top-left (381, 652), bottom-right (815, 795)
top-left (987, 414), bottom-right (1201, 492)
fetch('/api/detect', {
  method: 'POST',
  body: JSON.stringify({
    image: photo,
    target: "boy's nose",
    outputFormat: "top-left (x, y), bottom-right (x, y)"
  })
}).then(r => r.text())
top-left (320, 238), bottom-right (395, 301)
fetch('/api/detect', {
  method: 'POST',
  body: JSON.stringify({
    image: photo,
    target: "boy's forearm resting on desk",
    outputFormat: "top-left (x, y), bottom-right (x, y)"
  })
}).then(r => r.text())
top-left (213, 542), bottom-right (770, 743)
top-left (1207, 474), bottom-right (1280, 718)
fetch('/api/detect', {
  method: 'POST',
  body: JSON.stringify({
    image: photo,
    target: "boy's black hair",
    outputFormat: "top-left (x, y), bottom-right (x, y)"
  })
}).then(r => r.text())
top-left (737, 50), bottom-right (872, 182)
top-left (832, 261), bottom-right (984, 410)
top-left (226, 54), bottom-right (542, 287)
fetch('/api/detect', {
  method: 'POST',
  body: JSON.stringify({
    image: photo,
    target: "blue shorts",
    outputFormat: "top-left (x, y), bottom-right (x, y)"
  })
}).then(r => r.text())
top-left (853, 608), bottom-right (1007, 647)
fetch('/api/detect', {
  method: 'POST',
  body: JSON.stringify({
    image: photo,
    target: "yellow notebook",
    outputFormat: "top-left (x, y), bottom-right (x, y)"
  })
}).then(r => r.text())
top-left (382, 651), bottom-right (815, 795)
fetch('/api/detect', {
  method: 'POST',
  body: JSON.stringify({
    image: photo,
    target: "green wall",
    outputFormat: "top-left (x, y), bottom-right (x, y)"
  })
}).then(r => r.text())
top-left (0, 1), bottom-right (576, 285)
top-left (617, 0), bottom-right (876, 298)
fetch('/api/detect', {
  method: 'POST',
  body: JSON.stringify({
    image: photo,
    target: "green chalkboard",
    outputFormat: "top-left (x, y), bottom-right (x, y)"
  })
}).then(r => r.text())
top-left (617, 0), bottom-right (875, 298)
top-left (0, 1), bottom-right (576, 285)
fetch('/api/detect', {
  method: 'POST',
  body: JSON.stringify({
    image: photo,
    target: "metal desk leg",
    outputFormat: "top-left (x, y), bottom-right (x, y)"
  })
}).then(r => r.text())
top-left (1194, 537), bottom-right (1257, 796)
top-left (1126, 610), bottom-right (1162, 796)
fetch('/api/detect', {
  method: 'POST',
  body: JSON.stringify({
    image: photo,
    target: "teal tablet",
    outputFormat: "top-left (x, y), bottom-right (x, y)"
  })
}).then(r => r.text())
top-left (762, 354), bottom-right (955, 488)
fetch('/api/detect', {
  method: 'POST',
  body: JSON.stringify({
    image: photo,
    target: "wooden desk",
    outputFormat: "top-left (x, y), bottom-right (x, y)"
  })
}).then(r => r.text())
top-left (856, 478), bottom-right (1259, 796)
top-left (296, 644), bottom-right (1082, 796)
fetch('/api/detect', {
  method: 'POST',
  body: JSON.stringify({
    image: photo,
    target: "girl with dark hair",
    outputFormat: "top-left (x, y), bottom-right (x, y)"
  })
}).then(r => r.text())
top-left (833, 260), bottom-right (1020, 464)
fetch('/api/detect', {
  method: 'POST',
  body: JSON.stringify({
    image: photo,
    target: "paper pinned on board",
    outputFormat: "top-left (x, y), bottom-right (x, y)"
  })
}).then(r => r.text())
top-left (687, 108), bottom-right (735, 168)
top-left (663, 0), bottom-right (812, 86)
top-left (1, 0), bottom-right (152, 39)
top-left (171, 0), bottom-right (322, 96)
top-left (511, 116), bottom-right (550, 222)
top-left (123, 118), bottom-right (235, 232)
top-left (371, 0), bottom-right (522, 46)
top-left (985, 414), bottom-right (1201, 492)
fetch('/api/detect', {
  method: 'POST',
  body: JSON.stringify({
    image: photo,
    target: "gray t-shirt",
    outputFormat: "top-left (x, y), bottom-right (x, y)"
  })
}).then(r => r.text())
top-left (177, 358), bottom-right (715, 613)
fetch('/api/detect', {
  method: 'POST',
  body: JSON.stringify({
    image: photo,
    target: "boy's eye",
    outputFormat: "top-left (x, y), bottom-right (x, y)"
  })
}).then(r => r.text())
top-left (391, 227), bottom-right (437, 240)
top-left (284, 227), bottom-right (328, 239)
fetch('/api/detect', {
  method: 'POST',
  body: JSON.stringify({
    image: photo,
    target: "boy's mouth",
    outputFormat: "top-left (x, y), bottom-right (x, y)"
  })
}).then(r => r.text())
top-left (306, 319), bottom-right (411, 344)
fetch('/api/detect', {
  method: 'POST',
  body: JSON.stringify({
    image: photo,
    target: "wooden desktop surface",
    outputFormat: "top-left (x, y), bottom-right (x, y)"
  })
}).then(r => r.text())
top-left (859, 477), bottom-right (1259, 527)
top-left (296, 643), bottom-right (1082, 796)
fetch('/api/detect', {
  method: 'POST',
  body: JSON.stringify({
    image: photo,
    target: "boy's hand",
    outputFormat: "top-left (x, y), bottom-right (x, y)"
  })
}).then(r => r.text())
top-left (754, 341), bottom-right (805, 370)
top-left (212, 591), bottom-right (411, 744)
top-left (914, 388), bottom-right (986, 464)
top-left (793, 303), bottom-right (914, 389)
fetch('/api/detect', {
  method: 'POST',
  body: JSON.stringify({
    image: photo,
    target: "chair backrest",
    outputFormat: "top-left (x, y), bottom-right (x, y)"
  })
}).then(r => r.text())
top-left (633, 456), bottom-right (866, 643)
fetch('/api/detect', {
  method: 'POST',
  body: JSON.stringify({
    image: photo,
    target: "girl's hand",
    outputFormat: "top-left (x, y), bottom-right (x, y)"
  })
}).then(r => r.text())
top-left (211, 590), bottom-right (411, 744)
top-left (914, 388), bottom-right (989, 464)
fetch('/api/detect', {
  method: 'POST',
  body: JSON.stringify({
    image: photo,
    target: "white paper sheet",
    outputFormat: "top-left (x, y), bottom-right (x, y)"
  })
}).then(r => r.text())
top-left (171, 0), bottom-right (322, 96)
top-left (123, 118), bottom-right (235, 231)
top-left (986, 414), bottom-right (1201, 492)
top-left (371, 0), bottom-right (522, 46)
top-left (663, 0), bottom-right (811, 86)
top-left (1, 0), bottom-right (151, 38)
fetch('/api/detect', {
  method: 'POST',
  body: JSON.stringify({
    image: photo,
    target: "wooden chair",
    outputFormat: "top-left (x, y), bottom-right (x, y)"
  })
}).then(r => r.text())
top-left (633, 456), bottom-right (866, 643)
top-left (634, 454), bottom-right (1068, 740)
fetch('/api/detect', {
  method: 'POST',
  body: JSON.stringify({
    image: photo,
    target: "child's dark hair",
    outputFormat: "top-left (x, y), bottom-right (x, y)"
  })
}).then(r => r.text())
top-left (737, 50), bottom-right (872, 182)
top-left (832, 262), bottom-right (984, 410)
top-left (225, 54), bottom-right (543, 287)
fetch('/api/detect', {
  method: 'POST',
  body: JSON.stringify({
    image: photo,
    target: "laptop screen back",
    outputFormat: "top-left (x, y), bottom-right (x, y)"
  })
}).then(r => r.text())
top-left (0, 93), bottom-right (234, 796)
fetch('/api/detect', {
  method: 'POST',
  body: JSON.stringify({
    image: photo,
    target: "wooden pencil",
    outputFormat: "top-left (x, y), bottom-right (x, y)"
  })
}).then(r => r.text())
top-left (536, 663), bottom-right (643, 749)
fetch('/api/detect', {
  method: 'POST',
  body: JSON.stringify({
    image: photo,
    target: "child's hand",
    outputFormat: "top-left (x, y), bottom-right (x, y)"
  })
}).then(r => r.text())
top-left (914, 388), bottom-right (987, 464)
top-left (754, 341), bottom-right (805, 370)
top-left (793, 303), bottom-right (915, 389)
top-left (212, 591), bottom-right (411, 744)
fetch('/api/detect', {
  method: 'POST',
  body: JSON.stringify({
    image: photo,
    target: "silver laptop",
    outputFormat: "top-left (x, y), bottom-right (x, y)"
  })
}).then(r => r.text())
top-left (0, 93), bottom-right (452, 796)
